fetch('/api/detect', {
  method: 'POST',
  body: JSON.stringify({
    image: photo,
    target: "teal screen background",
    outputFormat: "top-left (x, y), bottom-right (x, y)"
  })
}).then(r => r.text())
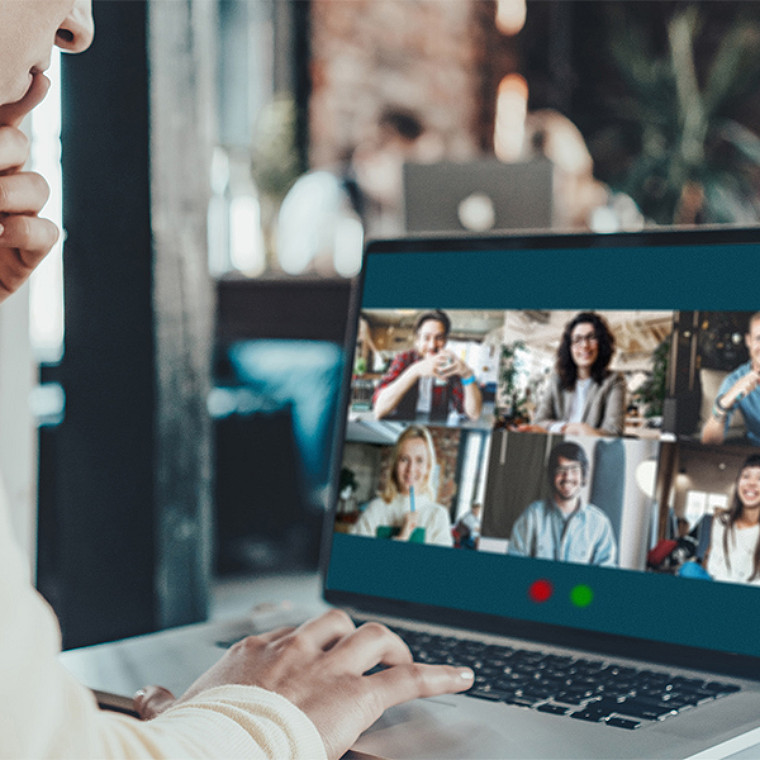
top-left (327, 236), bottom-right (760, 658)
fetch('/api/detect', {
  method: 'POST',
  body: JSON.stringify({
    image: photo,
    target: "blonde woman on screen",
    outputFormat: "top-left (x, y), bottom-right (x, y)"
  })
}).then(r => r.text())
top-left (353, 426), bottom-right (453, 546)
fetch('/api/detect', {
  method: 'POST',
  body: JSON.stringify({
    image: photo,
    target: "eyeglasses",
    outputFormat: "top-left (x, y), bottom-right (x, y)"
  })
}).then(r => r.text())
top-left (555, 464), bottom-right (582, 475)
top-left (570, 333), bottom-right (598, 346)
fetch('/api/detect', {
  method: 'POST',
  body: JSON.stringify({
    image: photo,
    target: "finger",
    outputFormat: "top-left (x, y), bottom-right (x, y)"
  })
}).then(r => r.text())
top-left (327, 621), bottom-right (413, 673)
top-left (0, 172), bottom-right (51, 214)
top-left (0, 127), bottom-right (30, 175)
top-left (363, 662), bottom-right (474, 719)
top-left (0, 210), bottom-right (59, 254)
top-left (0, 219), bottom-right (60, 302)
top-left (0, 214), bottom-right (59, 256)
top-left (292, 608), bottom-right (356, 651)
top-left (0, 73), bottom-right (51, 129)
top-left (133, 685), bottom-right (177, 720)
top-left (255, 625), bottom-right (297, 643)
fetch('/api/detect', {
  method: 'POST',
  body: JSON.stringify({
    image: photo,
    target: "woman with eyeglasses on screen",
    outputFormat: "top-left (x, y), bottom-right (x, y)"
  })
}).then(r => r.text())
top-left (515, 311), bottom-right (625, 438)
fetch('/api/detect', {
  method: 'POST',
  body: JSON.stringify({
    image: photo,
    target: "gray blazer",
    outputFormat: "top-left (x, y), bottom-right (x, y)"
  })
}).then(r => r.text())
top-left (533, 372), bottom-right (626, 436)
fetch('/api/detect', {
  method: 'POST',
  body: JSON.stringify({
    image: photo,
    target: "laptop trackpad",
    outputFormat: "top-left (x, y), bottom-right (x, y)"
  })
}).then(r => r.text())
top-left (351, 696), bottom-right (515, 760)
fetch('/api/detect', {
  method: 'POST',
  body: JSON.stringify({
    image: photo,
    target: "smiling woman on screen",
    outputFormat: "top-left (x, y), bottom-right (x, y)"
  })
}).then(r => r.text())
top-left (352, 426), bottom-right (454, 547)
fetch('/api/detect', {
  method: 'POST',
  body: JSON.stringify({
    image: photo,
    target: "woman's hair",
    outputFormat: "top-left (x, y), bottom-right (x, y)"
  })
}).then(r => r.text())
top-left (720, 453), bottom-right (760, 581)
top-left (556, 311), bottom-right (615, 389)
top-left (381, 425), bottom-right (437, 503)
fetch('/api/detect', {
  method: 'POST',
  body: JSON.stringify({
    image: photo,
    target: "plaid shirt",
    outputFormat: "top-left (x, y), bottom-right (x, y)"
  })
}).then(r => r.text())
top-left (373, 350), bottom-right (464, 419)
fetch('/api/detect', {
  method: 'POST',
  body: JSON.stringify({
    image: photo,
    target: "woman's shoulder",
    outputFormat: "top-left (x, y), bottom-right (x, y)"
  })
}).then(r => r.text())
top-left (711, 510), bottom-right (731, 531)
top-left (599, 370), bottom-right (625, 387)
top-left (362, 496), bottom-right (389, 513)
top-left (418, 496), bottom-right (448, 514)
top-left (426, 502), bottom-right (452, 526)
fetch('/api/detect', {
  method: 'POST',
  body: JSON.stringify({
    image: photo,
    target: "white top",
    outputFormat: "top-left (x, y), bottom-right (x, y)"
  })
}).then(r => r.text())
top-left (351, 493), bottom-right (454, 547)
top-left (568, 377), bottom-right (592, 423)
top-left (707, 516), bottom-right (760, 586)
top-left (0, 475), bottom-right (326, 759)
top-left (548, 377), bottom-right (592, 432)
top-left (416, 376), bottom-right (434, 413)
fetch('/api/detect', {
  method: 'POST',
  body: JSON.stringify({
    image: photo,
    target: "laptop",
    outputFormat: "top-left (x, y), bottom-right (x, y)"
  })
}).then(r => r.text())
top-left (402, 159), bottom-right (554, 234)
top-left (322, 227), bottom-right (760, 759)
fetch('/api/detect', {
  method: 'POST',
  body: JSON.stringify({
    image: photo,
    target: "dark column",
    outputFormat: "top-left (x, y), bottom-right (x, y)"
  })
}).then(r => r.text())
top-left (663, 310), bottom-right (702, 437)
top-left (46, 0), bottom-right (215, 648)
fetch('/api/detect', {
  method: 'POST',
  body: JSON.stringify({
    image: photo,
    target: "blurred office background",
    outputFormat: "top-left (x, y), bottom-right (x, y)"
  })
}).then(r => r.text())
top-left (1, 0), bottom-right (760, 648)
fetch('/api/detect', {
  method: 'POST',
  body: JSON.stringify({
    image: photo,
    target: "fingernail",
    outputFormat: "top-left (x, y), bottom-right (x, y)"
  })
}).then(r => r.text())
top-left (134, 689), bottom-right (146, 700)
top-left (459, 668), bottom-right (474, 680)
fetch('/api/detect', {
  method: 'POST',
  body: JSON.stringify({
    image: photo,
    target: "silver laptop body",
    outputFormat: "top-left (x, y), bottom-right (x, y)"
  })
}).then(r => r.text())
top-left (322, 228), bottom-right (760, 759)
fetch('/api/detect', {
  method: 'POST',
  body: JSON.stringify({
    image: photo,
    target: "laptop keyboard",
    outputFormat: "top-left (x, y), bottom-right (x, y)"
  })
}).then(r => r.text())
top-left (383, 624), bottom-right (741, 730)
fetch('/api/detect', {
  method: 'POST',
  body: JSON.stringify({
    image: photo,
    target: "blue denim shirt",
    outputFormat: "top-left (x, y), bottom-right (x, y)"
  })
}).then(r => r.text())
top-left (508, 498), bottom-right (618, 567)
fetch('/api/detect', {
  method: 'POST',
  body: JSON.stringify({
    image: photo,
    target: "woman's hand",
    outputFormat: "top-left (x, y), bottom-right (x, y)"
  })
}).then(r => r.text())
top-left (0, 74), bottom-right (59, 303)
top-left (562, 422), bottom-right (600, 437)
top-left (134, 610), bottom-right (474, 760)
top-left (512, 423), bottom-right (549, 434)
top-left (397, 510), bottom-right (418, 541)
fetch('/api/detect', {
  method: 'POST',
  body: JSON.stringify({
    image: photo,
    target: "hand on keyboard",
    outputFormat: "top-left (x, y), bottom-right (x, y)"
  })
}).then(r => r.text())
top-left (134, 609), bottom-right (474, 759)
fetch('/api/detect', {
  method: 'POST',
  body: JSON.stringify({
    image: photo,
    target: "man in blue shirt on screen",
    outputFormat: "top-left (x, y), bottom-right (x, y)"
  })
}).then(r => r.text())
top-left (702, 312), bottom-right (760, 447)
top-left (508, 441), bottom-right (617, 567)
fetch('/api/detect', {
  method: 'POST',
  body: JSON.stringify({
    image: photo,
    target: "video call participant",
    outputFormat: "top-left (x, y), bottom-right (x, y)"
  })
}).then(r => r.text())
top-left (516, 311), bottom-right (625, 437)
top-left (702, 312), bottom-right (760, 447)
top-left (351, 426), bottom-right (454, 546)
top-left (705, 454), bottom-right (760, 586)
top-left (508, 441), bottom-right (618, 566)
top-left (373, 309), bottom-right (482, 422)
top-left (454, 502), bottom-right (482, 549)
top-left (0, 4), bottom-right (472, 758)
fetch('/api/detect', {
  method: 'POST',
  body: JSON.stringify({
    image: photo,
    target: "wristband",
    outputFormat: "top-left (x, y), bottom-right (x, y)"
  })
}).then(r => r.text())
top-left (715, 394), bottom-right (732, 413)
top-left (461, 375), bottom-right (475, 386)
top-left (712, 401), bottom-right (727, 420)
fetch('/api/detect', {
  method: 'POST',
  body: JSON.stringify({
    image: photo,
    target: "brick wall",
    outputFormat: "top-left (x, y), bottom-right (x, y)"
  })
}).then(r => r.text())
top-left (308, 0), bottom-right (498, 167)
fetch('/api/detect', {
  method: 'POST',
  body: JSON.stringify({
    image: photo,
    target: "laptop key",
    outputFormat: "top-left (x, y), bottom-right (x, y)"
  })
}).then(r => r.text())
top-left (606, 717), bottom-right (642, 730)
top-left (537, 703), bottom-right (569, 716)
top-left (468, 688), bottom-right (514, 702)
top-left (570, 710), bottom-right (608, 723)
top-left (503, 695), bottom-right (540, 708)
top-left (706, 681), bottom-right (741, 694)
top-left (520, 687), bottom-right (555, 701)
top-left (613, 701), bottom-right (676, 721)
top-left (554, 691), bottom-right (589, 706)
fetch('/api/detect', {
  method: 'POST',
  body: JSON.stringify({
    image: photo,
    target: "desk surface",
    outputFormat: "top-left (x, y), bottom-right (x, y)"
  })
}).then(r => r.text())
top-left (60, 572), bottom-right (328, 698)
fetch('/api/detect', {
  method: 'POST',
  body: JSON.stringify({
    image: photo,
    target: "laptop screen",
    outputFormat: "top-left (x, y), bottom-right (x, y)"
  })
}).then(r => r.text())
top-left (324, 228), bottom-right (760, 663)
